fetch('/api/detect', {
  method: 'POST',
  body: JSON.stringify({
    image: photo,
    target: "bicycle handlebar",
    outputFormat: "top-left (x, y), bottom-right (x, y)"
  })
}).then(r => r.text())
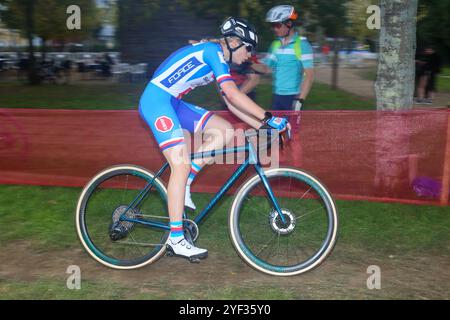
top-left (244, 126), bottom-right (292, 151)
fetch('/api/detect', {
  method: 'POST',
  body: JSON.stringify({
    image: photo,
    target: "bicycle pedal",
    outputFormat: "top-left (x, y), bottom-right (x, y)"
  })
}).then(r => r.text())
top-left (165, 244), bottom-right (175, 257)
top-left (189, 257), bottom-right (201, 264)
top-left (165, 251), bottom-right (174, 257)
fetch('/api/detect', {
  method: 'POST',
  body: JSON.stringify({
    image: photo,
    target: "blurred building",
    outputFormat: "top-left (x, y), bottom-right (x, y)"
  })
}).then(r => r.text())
top-left (0, 22), bottom-right (27, 48)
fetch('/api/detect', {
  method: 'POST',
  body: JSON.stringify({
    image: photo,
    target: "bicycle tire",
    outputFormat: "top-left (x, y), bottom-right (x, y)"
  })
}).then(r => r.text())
top-left (76, 164), bottom-right (169, 269)
top-left (229, 167), bottom-right (338, 276)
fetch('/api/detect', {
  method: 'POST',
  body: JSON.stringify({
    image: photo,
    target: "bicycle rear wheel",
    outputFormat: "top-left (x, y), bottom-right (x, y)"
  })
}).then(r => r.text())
top-left (229, 167), bottom-right (338, 276)
top-left (76, 165), bottom-right (169, 269)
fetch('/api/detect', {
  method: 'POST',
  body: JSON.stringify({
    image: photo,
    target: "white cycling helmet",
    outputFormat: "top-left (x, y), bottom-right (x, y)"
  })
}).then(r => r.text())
top-left (265, 5), bottom-right (298, 23)
top-left (220, 17), bottom-right (258, 64)
top-left (220, 17), bottom-right (258, 48)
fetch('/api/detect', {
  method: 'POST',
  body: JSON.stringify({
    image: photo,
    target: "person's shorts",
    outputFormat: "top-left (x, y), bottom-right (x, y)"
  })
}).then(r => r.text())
top-left (272, 94), bottom-right (297, 111)
top-left (139, 83), bottom-right (214, 151)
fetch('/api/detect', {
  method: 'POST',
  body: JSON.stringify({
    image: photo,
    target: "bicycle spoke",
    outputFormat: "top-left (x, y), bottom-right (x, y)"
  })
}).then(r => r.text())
top-left (285, 236), bottom-right (289, 266)
top-left (254, 231), bottom-right (279, 258)
top-left (276, 231), bottom-right (282, 262)
top-left (295, 206), bottom-right (324, 221)
top-left (127, 231), bottom-right (146, 257)
top-left (288, 176), bottom-right (293, 199)
top-left (299, 186), bottom-right (313, 200)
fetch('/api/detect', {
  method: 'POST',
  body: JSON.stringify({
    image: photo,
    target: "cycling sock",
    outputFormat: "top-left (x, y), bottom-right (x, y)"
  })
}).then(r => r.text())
top-left (169, 221), bottom-right (184, 242)
top-left (187, 162), bottom-right (202, 186)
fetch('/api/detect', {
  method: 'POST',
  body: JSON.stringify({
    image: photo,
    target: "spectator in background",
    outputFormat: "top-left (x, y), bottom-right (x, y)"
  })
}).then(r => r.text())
top-left (252, 5), bottom-right (315, 111)
top-left (415, 46), bottom-right (442, 105)
top-left (423, 46), bottom-right (441, 104)
top-left (414, 48), bottom-right (425, 99)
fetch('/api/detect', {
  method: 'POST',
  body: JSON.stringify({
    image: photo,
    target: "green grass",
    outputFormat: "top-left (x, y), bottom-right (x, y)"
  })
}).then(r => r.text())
top-left (440, 67), bottom-right (450, 76)
top-left (337, 200), bottom-right (450, 254)
top-left (290, 82), bottom-right (375, 110)
top-left (0, 185), bottom-right (80, 250)
top-left (0, 80), bottom-right (374, 110)
top-left (359, 65), bottom-right (450, 93)
top-left (358, 67), bottom-right (377, 82)
top-left (0, 82), bottom-right (147, 109)
top-left (435, 66), bottom-right (450, 93)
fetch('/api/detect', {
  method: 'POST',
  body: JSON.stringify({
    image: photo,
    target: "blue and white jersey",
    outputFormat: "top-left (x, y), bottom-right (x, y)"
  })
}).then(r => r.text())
top-left (262, 34), bottom-right (314, 95)
top-left (151, 42), bottom-right (234, 98)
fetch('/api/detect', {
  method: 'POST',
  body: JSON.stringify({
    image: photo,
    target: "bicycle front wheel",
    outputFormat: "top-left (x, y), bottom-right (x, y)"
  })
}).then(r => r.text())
top-left (76, 165), bottom-right (169, 269)
top-left (229, 167), bottom-right (338, 276)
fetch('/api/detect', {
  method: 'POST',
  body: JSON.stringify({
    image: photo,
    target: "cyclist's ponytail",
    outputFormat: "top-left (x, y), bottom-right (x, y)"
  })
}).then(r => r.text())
top-left (188, 38), bottom-right (221, 45)
top-left (188, 37), bottom-right (240, 46)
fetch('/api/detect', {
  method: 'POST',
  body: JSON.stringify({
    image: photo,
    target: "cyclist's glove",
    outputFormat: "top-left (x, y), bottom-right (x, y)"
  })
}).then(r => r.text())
top-left (262, 112), bottom-right (289, 131)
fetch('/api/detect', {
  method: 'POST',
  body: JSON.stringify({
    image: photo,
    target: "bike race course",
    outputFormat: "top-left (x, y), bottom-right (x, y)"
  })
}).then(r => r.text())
top-left (0, 185), bottom-right (449, 300)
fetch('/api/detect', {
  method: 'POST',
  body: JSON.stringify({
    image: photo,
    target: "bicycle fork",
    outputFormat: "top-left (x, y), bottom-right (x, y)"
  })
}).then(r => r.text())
top-left (253, 165), bottom-right (287, 225)
top-left (248, 142), bottom-right (287, 225)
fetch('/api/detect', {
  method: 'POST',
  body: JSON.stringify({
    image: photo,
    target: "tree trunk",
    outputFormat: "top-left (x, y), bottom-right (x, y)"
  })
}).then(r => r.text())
top-left (374, 1), bottom-right (418, 194)
top-left (331, 37), bottom-right (339, 90)
top-left (375, 0), bottom-right (418, 110)
top-left (41, 37), bottom-right (47, 62)
top-left (24, 0), bottom-right (40, 85)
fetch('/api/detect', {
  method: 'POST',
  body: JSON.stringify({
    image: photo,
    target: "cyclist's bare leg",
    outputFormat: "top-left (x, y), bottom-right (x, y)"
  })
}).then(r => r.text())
top-left (182, 115), bottom-right (235, 210)
top-left (163, 144), bottom-right (191, 223)
top-left (163, 144), bottom-right (208, 259)
top-left (191, 114), bottom-right (235, 167)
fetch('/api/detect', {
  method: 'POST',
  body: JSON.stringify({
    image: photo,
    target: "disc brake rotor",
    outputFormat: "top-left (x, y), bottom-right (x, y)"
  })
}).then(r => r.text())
top-left (268, 209), bottom-right (296, 235)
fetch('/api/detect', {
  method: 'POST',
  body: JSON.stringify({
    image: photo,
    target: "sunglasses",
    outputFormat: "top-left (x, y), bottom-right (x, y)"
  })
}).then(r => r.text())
top-left (234, 42), bottom-right (254, 53)
top-left (271, 23), bottom-right (284, 29)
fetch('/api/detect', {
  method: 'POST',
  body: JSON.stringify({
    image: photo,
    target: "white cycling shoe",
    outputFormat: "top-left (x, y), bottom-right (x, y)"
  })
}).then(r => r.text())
top-left (166, 238), bottom-right (208, 261)
top-left (184, 186), bottom-right (197, 210)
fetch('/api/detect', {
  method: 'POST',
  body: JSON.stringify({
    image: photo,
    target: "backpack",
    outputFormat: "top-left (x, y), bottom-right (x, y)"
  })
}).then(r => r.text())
top-left (269, 36), bottom-right (302, 60)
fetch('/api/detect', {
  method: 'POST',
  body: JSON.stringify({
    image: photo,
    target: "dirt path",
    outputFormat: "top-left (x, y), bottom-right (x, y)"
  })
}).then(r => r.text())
top-left (1, 241), bottom-right (448, 299)
top-left (315, 66), bottom-right (450, 108)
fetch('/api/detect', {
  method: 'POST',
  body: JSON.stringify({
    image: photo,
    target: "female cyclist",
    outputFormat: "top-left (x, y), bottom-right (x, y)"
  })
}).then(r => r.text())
top-left (139, 17), bottom-right (290, 261)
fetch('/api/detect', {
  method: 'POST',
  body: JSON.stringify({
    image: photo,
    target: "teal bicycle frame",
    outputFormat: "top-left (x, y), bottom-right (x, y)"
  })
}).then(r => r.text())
top-left (119, 132), bottom-right (287, 230)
